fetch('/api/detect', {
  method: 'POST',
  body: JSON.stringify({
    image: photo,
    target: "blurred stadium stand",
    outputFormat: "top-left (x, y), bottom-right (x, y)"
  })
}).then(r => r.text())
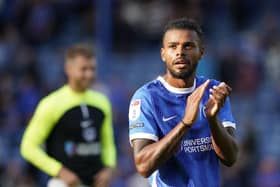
top-left (0, 0), bottom-right (280, 186)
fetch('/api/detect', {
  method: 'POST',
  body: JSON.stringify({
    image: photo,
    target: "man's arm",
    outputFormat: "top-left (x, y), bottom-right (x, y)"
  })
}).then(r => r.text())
top-left (20, 98), bottom-right (81, 186)
top-left (100, 98), bottom-right (116, 168)
top-left (132, 122), bottom-right (189, 178)
top-left (132, 80), bottom-right (210, 178)
top-left (209, 118), bottom-right (238, 166)
top-left (205, 82), bottom-right (239, 166)
top-left (94, 98), bottom-right (116, 187)
top-left (20, 99), bottom-right (63, 177)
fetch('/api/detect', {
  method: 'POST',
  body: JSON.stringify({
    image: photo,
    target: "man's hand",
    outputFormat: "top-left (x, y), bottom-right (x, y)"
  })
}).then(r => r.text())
top-left (205, 82), bottom-right (232, 118)
top-left (204, 82), bottom-right (238, 166)
top-left (182, 80), bottom-right (210, 125)
top-left (93, 167), bottom-right (114, 187)
top-left (57, 167), bottom-right (81, 187)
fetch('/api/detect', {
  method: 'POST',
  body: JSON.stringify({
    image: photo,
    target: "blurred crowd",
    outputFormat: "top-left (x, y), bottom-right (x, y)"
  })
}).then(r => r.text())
top-left (0, 0), bottom-right (280, 187)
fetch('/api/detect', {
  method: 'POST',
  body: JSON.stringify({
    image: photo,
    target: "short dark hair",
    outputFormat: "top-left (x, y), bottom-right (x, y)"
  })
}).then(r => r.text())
top-left (162, 17), bottom-right (204, 45)
top-left (65, 43), bottom-right (95, 60)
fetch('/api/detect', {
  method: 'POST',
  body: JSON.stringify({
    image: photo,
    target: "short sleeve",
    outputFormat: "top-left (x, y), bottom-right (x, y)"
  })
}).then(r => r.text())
top-left (128, 89), bottom-right (159, 145)
top-left (218, 96), bottom-right (236, 129)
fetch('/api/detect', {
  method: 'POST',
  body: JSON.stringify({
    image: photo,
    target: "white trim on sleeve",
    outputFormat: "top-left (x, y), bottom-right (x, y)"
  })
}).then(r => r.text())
top-left (129, 133), bottom-right (159, 146)
top-left (151, 171), bottom-right (159, 187)
top-left (222, 121), bottom-right (236, 129)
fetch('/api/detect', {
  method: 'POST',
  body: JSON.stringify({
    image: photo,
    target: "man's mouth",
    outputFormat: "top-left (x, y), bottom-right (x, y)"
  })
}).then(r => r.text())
top-left (174, 58), bottom-right (190, 68)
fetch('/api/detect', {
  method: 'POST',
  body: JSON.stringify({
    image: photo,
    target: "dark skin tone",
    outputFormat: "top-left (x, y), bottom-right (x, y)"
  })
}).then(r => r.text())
top-left (59, 55), bottom-right (114, 187)
top-left (132, 29), bottom-right (239, 178)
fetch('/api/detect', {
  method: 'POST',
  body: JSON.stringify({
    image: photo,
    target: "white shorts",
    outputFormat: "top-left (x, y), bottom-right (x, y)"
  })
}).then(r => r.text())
top-left (47, 178), bottom-right (89, 187)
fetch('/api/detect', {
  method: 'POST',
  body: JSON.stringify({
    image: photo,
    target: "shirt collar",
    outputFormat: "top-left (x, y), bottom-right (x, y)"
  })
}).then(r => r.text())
top-left (157, 76), bottom-right (196, 94)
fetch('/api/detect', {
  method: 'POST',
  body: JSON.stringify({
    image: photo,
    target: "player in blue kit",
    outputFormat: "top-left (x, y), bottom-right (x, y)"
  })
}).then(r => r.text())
top-left (128, 18), bottom-right (238, 187)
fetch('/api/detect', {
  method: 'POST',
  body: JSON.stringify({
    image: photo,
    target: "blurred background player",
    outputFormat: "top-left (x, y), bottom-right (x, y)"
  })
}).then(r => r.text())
top-left (129, 18), bottom-right (238, 186)
top-left (20, 43), bottom-right (116, 187)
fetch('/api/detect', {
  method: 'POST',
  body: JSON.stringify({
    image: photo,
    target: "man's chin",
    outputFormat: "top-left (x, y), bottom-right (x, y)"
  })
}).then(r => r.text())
top-left (171, 71), bottom-right (193, 79)
top-left (82, 84), bottom-right (91, 90)
top-left (79, 83), bottom-right (91, 91)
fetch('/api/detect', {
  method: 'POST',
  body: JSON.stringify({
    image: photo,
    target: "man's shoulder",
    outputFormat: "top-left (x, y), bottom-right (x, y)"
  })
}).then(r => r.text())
top-left (196, 76), bottom-right (221, 87)
top-left (132, 78), bottom-right (160, 99)
top-left (42, 86), bottom-right (67, 101)
top-left (87, 89), bottom-right (111, 105)
top-left (36, 86), bottom-right (70, 109)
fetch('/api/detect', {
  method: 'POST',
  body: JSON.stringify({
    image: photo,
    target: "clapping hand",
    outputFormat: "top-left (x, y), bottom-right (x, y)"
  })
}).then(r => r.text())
top-left (205, 82), bottom-right (232, 119)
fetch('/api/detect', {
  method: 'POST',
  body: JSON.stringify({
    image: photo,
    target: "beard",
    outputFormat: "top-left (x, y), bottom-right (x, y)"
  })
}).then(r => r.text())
top-left (76, 78), bottom-right (93, 91)
top-left (168, 62), bottom-right (198, 79)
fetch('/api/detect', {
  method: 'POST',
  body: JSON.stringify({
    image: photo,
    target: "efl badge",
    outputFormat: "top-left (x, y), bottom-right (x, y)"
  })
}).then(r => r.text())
top-left (129, 99), bottom-right (141, 121)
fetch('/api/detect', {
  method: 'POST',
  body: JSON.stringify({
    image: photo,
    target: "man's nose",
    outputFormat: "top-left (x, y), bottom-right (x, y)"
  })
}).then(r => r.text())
top-left (85, 69), bottom-right (94, 78)
top-left (176, 46), bottom-right (185, 57)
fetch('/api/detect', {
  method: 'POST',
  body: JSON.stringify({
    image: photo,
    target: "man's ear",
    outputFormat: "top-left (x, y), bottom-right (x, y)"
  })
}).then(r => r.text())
top-left (199, 46), bottom-right (205, 60)
top-left (64, 61), bottom-right (71, 76)
top-left (161, 47), bottom-right (166, 62)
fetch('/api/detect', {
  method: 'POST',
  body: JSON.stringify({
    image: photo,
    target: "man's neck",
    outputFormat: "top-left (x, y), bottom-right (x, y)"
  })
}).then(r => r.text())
top-left (163, 74), bottom-right (195, 88)
top-left (68, 83), bottom-right (87, 93)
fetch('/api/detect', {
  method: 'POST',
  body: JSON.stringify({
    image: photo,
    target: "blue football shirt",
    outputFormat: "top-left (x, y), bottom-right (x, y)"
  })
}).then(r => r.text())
top-left (128, 76), bottom-right (236, 187)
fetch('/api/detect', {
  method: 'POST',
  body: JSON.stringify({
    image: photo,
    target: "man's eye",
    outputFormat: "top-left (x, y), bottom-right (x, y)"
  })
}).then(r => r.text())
top-left (169, 45), bottom-right (176, 49)
top-left (184, 44), bottom-right (194, 50)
